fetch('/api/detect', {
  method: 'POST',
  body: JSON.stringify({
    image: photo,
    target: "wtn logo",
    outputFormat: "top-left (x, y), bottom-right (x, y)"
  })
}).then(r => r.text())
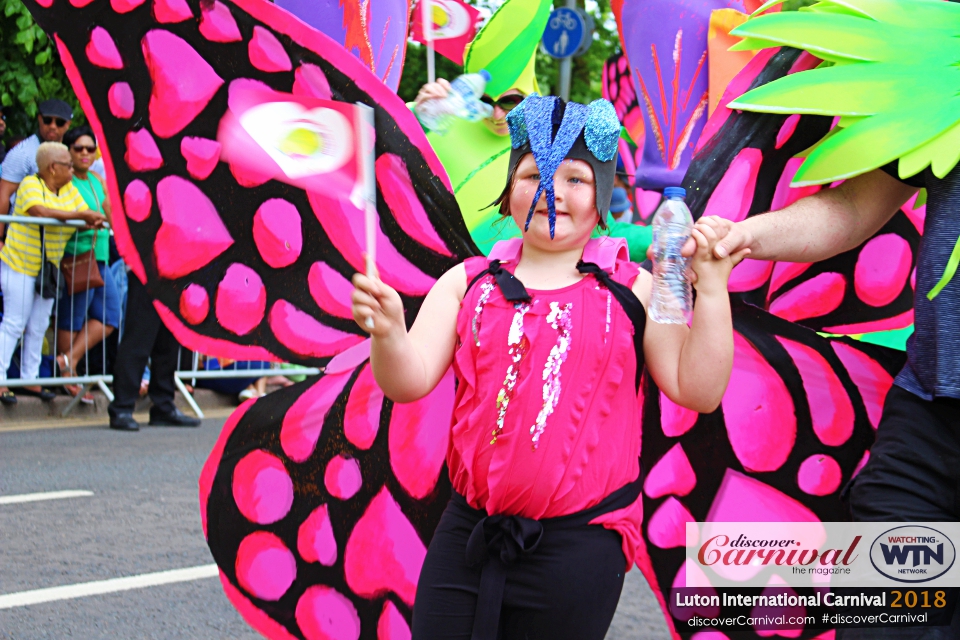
top-left (871, 527), bottom-right (956, 583)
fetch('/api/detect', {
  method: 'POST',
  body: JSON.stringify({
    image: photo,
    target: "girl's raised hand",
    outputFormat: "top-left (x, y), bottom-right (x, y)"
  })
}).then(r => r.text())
top-left (689, 218), bottom-right (750, 296)
top-left (351, 265), bottom-right (406, 338)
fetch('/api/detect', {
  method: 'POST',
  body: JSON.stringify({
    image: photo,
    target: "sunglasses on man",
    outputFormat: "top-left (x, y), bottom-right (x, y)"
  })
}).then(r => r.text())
top-left (479, 94), bottom-right (525, 112)
top-left (41, 116), bottom-right (68, 127)
top-left (72, 145), bottom-right (97, 154)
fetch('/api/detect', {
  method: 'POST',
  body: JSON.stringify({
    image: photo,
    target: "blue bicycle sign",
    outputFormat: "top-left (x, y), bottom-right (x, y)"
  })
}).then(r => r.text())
top-left (542, 7), bottom-right (586, 60)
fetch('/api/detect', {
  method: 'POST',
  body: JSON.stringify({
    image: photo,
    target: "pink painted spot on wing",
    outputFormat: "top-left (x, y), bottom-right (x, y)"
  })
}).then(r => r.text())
top-left (378, 600), bottom-right (411, 640)
top-left (180, 284), bottom-right (209, 325)
top-left (670, 560), bottom-right (719, 621)
top-left (344, 363), bottom-right (383, 450)
top-left (822, 309), bottom-right (914, 335)
top-left (180, 137), bottom-right (221, 180)
top-left (269, 300), bottom-right (365, 357)
top-left (901, 192), bottom-right (925, 234)
top-left (776, 337), bottom-right (854, 447)
top-left (644, 443), bottom-right (696, 499)
top-left (768, 272), bottom-right (846, 322)
top-left (249, 26), bottom-right (292, 72)
top-left (308, 262), bottom-right (354, 319)
top-left (199, 0), bottom-right (242, 42)
top-left (308, 190), bottom-right (436, 296)
top-left (298, 504), bottom-right (338, 566)
top-left (389, 368), bottom-right (454, 499)
top-left (235, 531), bottom-right (296, 601)
top-left (768, 262), bottom-right (811, 296)
top-left (108, 82), bottom-right (135, 119)
top-left (87, 27), bottom-right (123, 69)
top-left (123, 179), bottom-right (152, 222)
top-left (702, 147), bottom-right (762, 223)
top-left (707, 469), bottom-right (819, 523)
top-left (376, 154), bottom-right (451, 256)
top-left (325, 455), bottom-right (362, 500)
top-left (68, 0), bottom-right (95, 6)
top-left (155, 176), bottom-right (233, 279)
top-left (142, 29), bottom-right (224, 138)
top-left (230, 160), bottom-right (272, 188)
top-left (832, 342), bottom-right (893, 429)
top-left (775, 114), bottom-right (801, 150)
top-left (344, 487), bottom-right (426, 606)
top-left (124, 129), bottom-right (163, 172)
top-left (722, 333), bottom-right (796, 473)
top-left (854, 233), bottom-right (912, 307)
top-left (295, 585), bottom-right (360, 640)
top-left (771, 157), bottom-right (820, 211)
top-left (293, 63), bottom-right (333, 100)
top-left (752, 580), bottom-right (805, 637)
top-left (281, 371), bottom-right (352, 462)
top-left (797, 454), bottom-right (842, 496)
top-left (647, 497), bottom-right (695, 549)
top-left (728, 258), bottom-right (773, 293)
top-left (111, 0), bottom-right (145, 12)
top-left (232, 449), bottom-right (293, 524)
top-left (216, 264), bottom-right (266, 336)
top-left (852, 450), bottom-right (870, 478)
top-left (152, 0), bottom-right (192, 22)
top-left (253, 199), bottom-right (301, 269)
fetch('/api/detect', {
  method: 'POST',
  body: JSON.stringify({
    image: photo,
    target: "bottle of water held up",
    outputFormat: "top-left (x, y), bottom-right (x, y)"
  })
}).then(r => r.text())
top-left (650, 186), bottom-right (694, 324)
top-left (415, 69), bottom-right (494, 134)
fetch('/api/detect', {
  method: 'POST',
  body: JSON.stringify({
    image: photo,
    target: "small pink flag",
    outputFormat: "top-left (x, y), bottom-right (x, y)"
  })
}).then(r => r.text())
top-left (411, 0), bottom-right (480, 66)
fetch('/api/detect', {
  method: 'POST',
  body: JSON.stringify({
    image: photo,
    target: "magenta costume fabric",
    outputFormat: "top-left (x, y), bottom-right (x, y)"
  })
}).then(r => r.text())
top-left (453, 237), bottom-right (646, 569)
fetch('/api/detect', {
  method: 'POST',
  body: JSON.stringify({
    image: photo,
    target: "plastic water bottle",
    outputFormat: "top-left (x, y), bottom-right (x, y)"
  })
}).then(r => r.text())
top-left (415, 69), bottom-right (494, 134)
top-left (650, 186), bottom-right (694, 324)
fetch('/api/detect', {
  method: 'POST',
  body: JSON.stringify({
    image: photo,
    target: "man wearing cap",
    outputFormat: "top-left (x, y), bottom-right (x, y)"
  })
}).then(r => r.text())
top-left (0, 99), bottom-right (74, 243)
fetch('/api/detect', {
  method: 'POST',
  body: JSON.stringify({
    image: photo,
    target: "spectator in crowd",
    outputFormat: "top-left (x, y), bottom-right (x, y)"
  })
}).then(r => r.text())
top-left (0, 142), bottom-right (103, 405)
top-left (108, 279), bottom-right (201, 430)
top-left (55, 127), bottom-right (118, 404)
top-left (0, 108), bottom-right (9, 164)
top-left (0, 100), bottom-right (73, 241)
top-left (608, 187), bottom-right (633, 223)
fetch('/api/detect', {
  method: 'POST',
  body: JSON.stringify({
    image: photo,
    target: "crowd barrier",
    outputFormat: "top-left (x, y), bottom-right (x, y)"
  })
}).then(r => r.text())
top-left (0, 215), bottom-right (319, 418)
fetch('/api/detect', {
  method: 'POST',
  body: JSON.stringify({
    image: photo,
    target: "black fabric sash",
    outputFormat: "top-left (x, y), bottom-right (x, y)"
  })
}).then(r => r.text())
top-left (457, 473), bottom-right (643, 640)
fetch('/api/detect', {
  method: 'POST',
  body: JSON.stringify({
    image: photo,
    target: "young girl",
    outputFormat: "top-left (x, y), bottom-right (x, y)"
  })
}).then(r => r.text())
top-left (352, 96), bottom-right (746, 640)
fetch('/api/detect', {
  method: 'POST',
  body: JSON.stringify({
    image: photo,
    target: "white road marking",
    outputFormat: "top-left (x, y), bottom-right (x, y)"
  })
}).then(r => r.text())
top-left (0, 490), bottom-right (94, 505)
top-left (0, 564), bottom-right (220, 609)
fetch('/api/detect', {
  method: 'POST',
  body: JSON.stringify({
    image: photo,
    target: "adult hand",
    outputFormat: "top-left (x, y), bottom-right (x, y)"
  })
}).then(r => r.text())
top-left (415, 79), bottom-right (452, 107)
top-left (647, 216), bottom-right (753, 285)
top-left (688, 219), bottom-right (750, 296)
top-left (351, 265), bottom-right (406, 339)
top-left (78, 210), bottom-right (105, 228)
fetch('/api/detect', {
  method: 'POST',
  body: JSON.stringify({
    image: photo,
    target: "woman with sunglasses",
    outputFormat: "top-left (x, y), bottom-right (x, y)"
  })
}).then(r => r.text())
top-left (54, 126), bottom-right (120, 403)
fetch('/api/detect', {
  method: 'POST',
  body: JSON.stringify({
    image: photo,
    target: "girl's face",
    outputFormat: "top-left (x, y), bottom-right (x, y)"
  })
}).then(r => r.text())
top-left (69, 135), bottom-right (97, 172)
top-left (509, 154), bottom-right (600, 250)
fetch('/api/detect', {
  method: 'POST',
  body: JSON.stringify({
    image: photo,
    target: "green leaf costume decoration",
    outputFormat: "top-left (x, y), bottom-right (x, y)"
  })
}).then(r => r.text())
top-left (728, 0), bottom-right (960, 298)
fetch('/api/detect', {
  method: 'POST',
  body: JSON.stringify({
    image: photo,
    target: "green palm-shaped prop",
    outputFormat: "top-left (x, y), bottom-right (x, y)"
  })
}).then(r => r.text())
top-left (728, 0), bottom-right (960, 298)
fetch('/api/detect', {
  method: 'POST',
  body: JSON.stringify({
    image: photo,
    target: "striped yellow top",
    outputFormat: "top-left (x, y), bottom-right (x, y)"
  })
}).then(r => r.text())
top-left (0, 175), bottom-right (86, 276)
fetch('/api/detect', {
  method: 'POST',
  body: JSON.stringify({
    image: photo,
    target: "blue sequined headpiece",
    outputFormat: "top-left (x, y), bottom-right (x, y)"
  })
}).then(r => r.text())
top-left (499, 95), bottom-right (620, 238)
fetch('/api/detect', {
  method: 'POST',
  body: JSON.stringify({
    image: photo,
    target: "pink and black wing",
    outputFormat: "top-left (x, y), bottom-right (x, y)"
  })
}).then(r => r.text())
top-left (25, 0), bottom-right (477, 368)
top-left (638, 302), bottom-right (904, 639)
top-left (686, 47), bottom-right (921, 336)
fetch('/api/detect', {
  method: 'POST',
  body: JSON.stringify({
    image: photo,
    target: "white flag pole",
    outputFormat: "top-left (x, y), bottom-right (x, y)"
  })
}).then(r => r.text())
top-left (356, 103), bottom-right (377, 329)
top-left (424, 0), bottom-right (436, 83)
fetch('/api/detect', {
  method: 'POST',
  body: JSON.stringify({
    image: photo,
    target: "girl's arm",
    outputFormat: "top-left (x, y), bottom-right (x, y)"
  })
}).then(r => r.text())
top-left (640, 224), bottom-right (746, 413)
top-left (352, 263), bottom-right (466, 403)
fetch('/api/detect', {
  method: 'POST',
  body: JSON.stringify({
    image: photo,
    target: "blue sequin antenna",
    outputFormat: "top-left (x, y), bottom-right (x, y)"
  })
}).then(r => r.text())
top-left (498, 95), bottom-right (620, 238)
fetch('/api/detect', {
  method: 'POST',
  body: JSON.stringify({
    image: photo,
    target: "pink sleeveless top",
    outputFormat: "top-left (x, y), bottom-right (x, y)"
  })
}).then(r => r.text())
top-left (450, 238), bottom-right (646, 568)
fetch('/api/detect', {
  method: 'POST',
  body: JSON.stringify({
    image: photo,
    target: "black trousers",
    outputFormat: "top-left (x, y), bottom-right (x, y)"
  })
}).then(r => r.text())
top-left (838, 386), bottom-right (960, 640)
top-left (108, 277), bottom-right (178, 414)
top-left (411, 487), bottom-right (636, 640)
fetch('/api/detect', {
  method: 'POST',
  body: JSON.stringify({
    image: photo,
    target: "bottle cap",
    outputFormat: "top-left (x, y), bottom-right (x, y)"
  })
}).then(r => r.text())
top-left (478, 69), bottom-right (492, 82)
top-left (663, 186), bottom-right (686, 199)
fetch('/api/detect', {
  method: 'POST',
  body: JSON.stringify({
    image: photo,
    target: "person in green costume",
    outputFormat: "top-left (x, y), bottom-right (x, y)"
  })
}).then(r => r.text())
top-left (55, 126), bottom-right (120, 401)
top-left (694, 2), bottom-right (960, 637)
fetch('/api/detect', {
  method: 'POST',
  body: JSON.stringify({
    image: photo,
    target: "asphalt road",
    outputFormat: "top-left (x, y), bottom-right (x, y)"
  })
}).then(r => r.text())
top-left (0, 418), bottom-right (672, 639)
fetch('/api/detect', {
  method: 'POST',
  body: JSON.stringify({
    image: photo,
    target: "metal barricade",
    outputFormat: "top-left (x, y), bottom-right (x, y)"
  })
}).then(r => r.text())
top-left (0, 215), bottom-right (320, 419)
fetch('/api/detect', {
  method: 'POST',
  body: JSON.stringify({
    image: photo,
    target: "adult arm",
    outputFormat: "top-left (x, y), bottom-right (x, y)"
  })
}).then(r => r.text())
top-left (0, 179), bottom-right (18, 218)
top-left (352, 263), bottom-right (465, 403)
top-left (24, 203), bottom-right (102, 226)
top-left (712, 168), bottom-right (918, 263)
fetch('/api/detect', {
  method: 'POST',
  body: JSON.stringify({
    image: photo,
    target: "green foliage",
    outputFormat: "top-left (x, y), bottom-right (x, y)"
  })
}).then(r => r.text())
top-left (0, 0), bottom-right (82, 140)
top-left (397, 0), bottom-right (617, 105)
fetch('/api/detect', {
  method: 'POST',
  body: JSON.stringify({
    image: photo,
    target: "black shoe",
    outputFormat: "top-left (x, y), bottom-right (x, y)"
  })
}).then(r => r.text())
top-left (18, 387), bottom-right (56, 401)
top-left (0, 390), bottom-right (16, 406)
top-left (109, 412), bottom-right (140, 431)
top-left (149, 408), bottom-right (201, 427)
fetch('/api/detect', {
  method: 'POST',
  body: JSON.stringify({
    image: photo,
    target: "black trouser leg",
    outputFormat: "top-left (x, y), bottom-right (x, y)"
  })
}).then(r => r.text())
top-left (146, 310), bottom-right (179, 415)
top-left (109, 277), bottom-right (160, 413)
